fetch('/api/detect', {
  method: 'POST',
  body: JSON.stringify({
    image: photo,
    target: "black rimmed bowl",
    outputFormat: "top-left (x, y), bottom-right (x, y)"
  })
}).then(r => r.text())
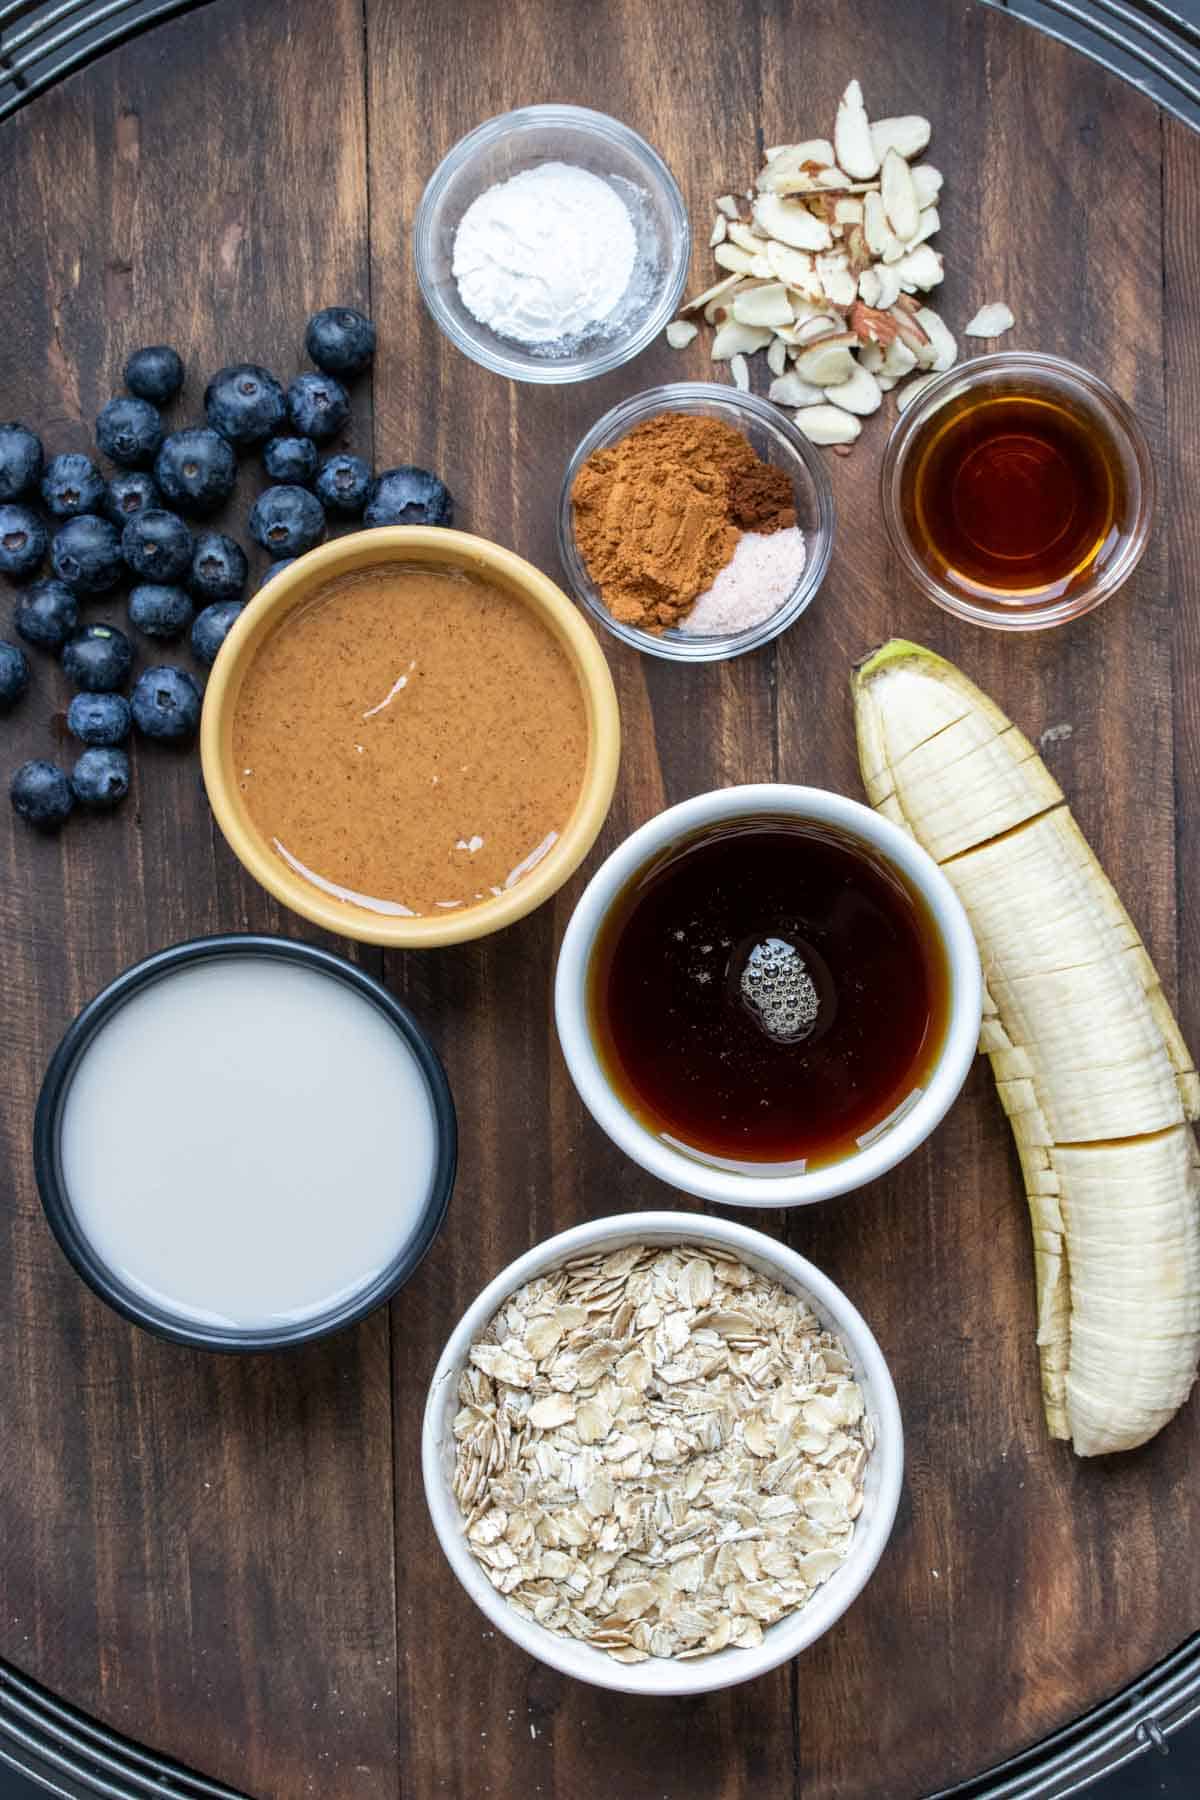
top-left (33, 934), bottom-right (457, 1351)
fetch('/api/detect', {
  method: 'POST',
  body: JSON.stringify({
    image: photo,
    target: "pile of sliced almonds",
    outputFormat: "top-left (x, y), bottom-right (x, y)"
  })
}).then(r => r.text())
top-left (666, 80), bottom-right (1013, 448)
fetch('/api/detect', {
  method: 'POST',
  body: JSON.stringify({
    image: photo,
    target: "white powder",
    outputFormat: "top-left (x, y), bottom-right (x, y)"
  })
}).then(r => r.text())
top-left (452, 161), bottom-right (638, 347)
top-left (681, 526), bottom-right (808, 637)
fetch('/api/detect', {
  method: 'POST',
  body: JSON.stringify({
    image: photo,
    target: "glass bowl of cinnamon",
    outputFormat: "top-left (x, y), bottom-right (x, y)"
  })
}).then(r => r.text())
top-left (557, 382), bottom-right (835, 662)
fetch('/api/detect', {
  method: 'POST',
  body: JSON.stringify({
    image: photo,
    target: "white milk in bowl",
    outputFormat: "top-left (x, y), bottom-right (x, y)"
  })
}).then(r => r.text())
top-left (58, 955), bottom-right (444, 1333)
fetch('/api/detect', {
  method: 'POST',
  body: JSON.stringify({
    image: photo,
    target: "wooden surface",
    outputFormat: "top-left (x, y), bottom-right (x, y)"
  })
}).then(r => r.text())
top-left (0, 2), bottom-right (1196, 1795)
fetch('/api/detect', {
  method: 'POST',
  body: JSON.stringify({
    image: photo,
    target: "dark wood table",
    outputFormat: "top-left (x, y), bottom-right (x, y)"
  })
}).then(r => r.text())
top-left (1, 1), bottom-right (1198, 1795)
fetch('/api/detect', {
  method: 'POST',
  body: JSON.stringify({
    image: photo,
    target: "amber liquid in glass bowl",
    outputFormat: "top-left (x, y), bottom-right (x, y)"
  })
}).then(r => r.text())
top-left (900, 391), bottom-right (1125, 610)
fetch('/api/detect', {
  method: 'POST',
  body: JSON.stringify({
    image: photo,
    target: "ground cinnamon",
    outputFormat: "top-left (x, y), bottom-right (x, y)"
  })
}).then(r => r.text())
top-left (571, 412), bottom-right (795, 632)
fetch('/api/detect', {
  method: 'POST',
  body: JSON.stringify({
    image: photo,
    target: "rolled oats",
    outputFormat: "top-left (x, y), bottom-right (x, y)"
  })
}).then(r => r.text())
top-left (451, 1244), bottom-right (872, 1664)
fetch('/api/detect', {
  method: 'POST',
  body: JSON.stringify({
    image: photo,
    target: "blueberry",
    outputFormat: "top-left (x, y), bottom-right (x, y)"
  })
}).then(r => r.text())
top-left (95, 395), bottom-right (164, 469)
top-left (263, 435), bottom-right (318, 485)
top-left (122, 508), bottom-right (193, 583)
top-left (51, 514), bottom-right (123, 596)
top-left (189, 530), bottom-right (247, 604)
top-left (0, 423), bottom-right (44, 502)
top-left (41, 452), bottom-right (105, 519)
top-left (131, 665), bottom-right (202, 742)
top-left (154, 428), bottom-right (237, 516)
top-left (286, 373), bottom-right (349, 444)
top-left (14, 579), bottom-right (78, 651)
top-left (305, 306), bottom-right (376, 378)
top-left (191, 600), bottom-right (243, 667)
top-left (205, 364), bottom-right (286, 448)
top-left (258, 558), bottom-right (295, 590)
top-left (129, 583), bottom-right (193, 641)
top-left (364, 466), bottom-right (453, 528)
top-left (248, 485), bottom-right (325, 557)
top-left (0, 639), bottom-right (30, 712)
top-left (0, 505), bottom-right (48, 579)
top-left (61, 623), bottom-right (133, 693)
top-left (11, 759), bottom-right (73, 829)
top-left (67, 691), bottom-right (131, 746)
top-left (124, 344), bottom-right (184, 406)
top-left (103, 470), bottom-right (159, 527)
top-left (72, 746), bottom-right (130, 809)
top-left (315, 452), bottom-right (371, 517)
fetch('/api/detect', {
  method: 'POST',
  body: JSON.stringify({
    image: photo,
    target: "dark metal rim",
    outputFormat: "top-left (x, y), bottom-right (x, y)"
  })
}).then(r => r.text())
top-left (33, 933), bottom-right (458, 1352)
top-left (0, 0), bottom-right (1198, 1791)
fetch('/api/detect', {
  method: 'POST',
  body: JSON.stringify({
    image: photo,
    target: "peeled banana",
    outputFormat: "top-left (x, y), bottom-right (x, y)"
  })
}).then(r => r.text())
top-left (852, 639), bottom-right (1200, 1456)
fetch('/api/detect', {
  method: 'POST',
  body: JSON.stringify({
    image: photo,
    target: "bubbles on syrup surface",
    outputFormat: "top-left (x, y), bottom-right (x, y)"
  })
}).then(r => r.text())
top-left (738, 936), bottom-right (820, 1043)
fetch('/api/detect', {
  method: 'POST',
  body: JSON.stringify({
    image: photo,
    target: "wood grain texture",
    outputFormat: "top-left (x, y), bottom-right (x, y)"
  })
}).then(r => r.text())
top-left (0, 1), bottom-right (1197, 1796)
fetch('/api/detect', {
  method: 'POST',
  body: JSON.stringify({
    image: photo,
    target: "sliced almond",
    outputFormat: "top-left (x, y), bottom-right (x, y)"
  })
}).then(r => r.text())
top-left (792, 312), bottom-right (842, 343)
top-left (823, 362), bottom-right (882, 416)
top-left (732, 282), bottom-right (794, 328)
top-left (715, 193), bottom-right (742, 219)
top-left (882, 335), bottom-right (918, 377)
top-left (729, 353), bottom-right (751, 392)
top-left (815, 252), bottom-right (856, 309)
top-left (863, 192), bottom-right (889, 258)
top-left (858, 340), bottom-right (884, 373)
top-left (869, 115), bottom-right (932, 161)
top-left (704, 295), bottom-right (736, 325)
top-left (915, 305), bottom-right (957, 371)
top-left (711, 319), bottom-right (774, 359)
top-left (911, 164), bottom-right (943, 208)
top-left (714, 243), bottom-right (760, 276)
top-left (665, 319), bottom-right (699, 350)
top-left (843, 224), bottom-right (873, 277)
top-left (769, 371), bottom-right (824, 407)
top-left (765, 239), bottom-right (816, 288)
top-left (766, 336), bottom-right (789, 377)
top-left (965, 301), bottom-right (1015, 337)
top-left (792, 336), bottom-right (857, 385)
top-left (897, 371), bottom-right (941, 413)
top-left (847, 299), bottom-right (897, 345)
top-left (857, 268), bottom-right (882, 308)
top-left (890, 304), bottom-right (932, 359)
top-left (834, 196), bottom-right (864, 226)
top-left (873, 264), bottom-right (903, 309)
top-left (834, 78), bottom-right (879, 179)
top-left (880, 148), bottom-right (920, 243)
top-left (764, 169), bottom-right (875, 196)
top-left (752, 193), bottom-right (831, 252)
top-left (709, 215), bottom-right (728, 248)
top-left (877, 373), bottom-right (896, 392)
top-left (727, 219), bottom-right (767, 254)
top-left (904, 206), bottom-right (940, 251)
top-left (794, 404), bottom-right (862, 446)
top-left (681, 272), bottom-right (742, 315)
top-left (762, 137), bottom-right (835, 169)
top-left (880, 233), bottom-right (906, 265)
top-left (895, 245), bottom-right (943, 292)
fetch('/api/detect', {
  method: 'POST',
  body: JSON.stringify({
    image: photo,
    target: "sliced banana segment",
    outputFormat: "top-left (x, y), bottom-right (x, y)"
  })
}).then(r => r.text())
top-left (853, 639), bottom-right (1200, 1457)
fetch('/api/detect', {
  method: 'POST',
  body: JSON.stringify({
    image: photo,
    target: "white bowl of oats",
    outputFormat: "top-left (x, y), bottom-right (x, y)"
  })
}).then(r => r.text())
top-left (421, 1212), bottom-right (902, 1695)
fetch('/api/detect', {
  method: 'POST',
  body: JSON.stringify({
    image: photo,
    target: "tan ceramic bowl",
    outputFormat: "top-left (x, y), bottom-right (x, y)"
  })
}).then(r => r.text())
top-left (200, 527), bottom-right (621, 948)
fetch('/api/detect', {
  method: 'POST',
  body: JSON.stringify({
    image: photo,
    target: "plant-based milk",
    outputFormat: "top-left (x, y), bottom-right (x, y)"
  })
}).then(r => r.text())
top-left (60, 957), bottom-right (438, 1329)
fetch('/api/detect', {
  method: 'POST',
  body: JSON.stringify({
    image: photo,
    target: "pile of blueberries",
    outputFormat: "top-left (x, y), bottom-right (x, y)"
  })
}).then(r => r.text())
top-left (0, 305), bottom-right (454, 830)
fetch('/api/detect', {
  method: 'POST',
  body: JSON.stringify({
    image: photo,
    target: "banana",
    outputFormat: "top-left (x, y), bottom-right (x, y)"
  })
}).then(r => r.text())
top-left (852, 639), bottom-right (1200, 1456)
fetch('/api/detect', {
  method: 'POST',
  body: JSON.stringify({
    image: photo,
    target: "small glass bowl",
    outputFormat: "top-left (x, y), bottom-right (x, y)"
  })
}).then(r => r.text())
top-left (413, 105), bottom-right (689, 385)
top-left (880, 351), bottom-right (1155, 631)
top-left (557, 383), bottom-right (835, 662)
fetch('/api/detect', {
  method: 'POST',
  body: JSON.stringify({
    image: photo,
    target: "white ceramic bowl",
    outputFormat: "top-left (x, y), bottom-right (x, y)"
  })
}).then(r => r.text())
top-left (555, 785), bottom-right (982, 1207)
top-left (422, 1211), bottom-right (903, 1696)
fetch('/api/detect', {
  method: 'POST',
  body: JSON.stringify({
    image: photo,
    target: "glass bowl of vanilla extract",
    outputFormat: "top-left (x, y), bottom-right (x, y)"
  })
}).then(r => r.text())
top-left (880, 351), bottom-right (1155, 630)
